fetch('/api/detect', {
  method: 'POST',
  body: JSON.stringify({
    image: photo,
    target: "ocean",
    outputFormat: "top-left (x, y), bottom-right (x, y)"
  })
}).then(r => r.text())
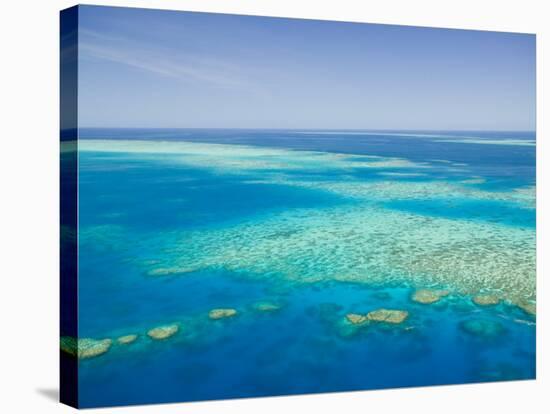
top-left (64, 129), bottom-right (536, 407)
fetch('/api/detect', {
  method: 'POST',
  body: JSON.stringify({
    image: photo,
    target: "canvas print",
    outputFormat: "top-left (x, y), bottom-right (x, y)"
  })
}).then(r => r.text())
top-left (60, 5), bottom-right (536, 408)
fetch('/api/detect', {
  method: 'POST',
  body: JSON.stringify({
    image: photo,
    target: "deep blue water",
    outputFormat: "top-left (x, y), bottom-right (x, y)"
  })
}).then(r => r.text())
top-left (71, 129), bottom-right (536, 407)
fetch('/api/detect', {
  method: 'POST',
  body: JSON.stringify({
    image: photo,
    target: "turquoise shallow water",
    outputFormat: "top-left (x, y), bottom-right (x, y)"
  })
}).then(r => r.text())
top-left (66, 129), bottom-right (536, 407)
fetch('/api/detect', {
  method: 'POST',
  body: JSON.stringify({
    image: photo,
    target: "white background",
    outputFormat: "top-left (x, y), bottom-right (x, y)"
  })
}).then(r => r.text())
top-left (0, 0), bottom-right (547, 412)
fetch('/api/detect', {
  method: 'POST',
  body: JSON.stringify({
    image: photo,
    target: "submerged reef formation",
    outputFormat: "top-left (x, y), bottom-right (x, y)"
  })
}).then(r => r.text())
top-left (60, 336), bottom-right (112, 359)
top-left (79, 139), bottom-right (536, 307)
top-left (253, 302), bottom-right (281, 312)
top-left (343, 310), bottom-right (409, 327)
top-left (460, 178), bottom-right (486, 185)
top-left (146, 267), bottom-right (198, 277)
top-left (147, 324), bottom-right (179, 340)
top-left (345, 313), bottom-right (369, 325)
top-left (209, 308), bottom-right (238, 320)
top-left (412, 289), bottom-right (449, 304)
top-left (75, 138), bottom-right (535, 385)
top-left (460, 319), bottom-right (505, 339)
top-left (366, 309), bottom-right (409, 324)
top-left (475, 362), bottom-right (529, 382)
top-left (472, 295), bottom-right (500, 306)
top-left (117, 334), bottom-right (138, 345)
top-left (148, 201), bottom-right (534, 306)
top-left (78, 338), bottom-right (113, 359)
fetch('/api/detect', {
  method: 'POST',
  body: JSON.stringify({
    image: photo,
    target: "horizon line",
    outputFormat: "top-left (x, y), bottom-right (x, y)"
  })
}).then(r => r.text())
top-left (73, 127), bottom-right (536, 133)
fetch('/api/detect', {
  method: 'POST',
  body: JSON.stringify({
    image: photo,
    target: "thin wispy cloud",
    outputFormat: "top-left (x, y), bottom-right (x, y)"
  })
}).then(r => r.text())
top-left (79, 29), bottom-right (250, 89)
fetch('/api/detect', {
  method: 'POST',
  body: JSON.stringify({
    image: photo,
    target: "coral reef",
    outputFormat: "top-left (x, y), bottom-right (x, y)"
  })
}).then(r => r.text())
top-left (117, 334), bottom-right (138, 344)
top-left (412, 289), bottom-right (449, 304)
top-left (209, 308), bottom-right (238, 320)
top-left (460, 319), bottom-right (505, 338)
top-left (472, 295), bottom-right (500, 306)
top-left (78, 338), bottom-right (113, 359)
top-left (366, 309), bottom-right (409, 324)
top-left (79, 139), bottom-right (536, 306)
top-left (253, 302), bottom-right (281, 312)
top-left (147, 324), bottom-right (179, 340)
top-left (61, 336), bottom-right (113, 359)
top-left (147, 267), bottom-right (197, 276)
top-left (517, 301), bottom-right (536, 316)
top-left (345, 313), bottom-right (369, 325)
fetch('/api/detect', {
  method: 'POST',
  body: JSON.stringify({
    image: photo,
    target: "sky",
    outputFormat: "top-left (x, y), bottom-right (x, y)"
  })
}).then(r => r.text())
top-left (76, 5), bottom-right (536, 130)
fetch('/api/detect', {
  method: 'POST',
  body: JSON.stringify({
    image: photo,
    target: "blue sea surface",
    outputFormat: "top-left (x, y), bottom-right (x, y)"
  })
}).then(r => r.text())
top-left (72, 129), bottom-right (536, 407)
